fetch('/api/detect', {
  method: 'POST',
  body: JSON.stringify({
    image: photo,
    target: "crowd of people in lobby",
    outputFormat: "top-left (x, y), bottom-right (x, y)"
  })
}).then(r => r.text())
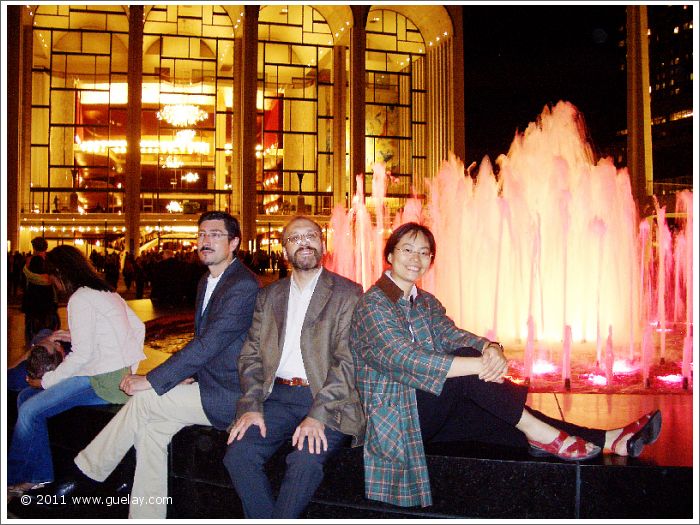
top-left (8, 243), bottom-right (287, 310)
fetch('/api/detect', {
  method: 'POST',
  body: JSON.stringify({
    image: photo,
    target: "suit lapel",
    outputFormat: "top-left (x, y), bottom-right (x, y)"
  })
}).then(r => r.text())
top-left (198, 259), bottom-right (238, 332)
top-left (194, 275), bottom-right (207, 333)
top-left (272, 278), bottom-right (290, 349)
top-left (302, 269), bottom-right (332, 332)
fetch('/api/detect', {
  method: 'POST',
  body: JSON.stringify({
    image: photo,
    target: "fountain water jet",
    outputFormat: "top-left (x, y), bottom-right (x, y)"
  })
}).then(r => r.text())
top-left (654, 198), bottom-right (671, 363)
top-left (562, 325), bottom-right (572, 390)
top-left (676, 190), bottom-right (694, 388)
top-left (325, 101), bottom-right (693, 390)
top-left (605, 325), bottom-right (615, 385)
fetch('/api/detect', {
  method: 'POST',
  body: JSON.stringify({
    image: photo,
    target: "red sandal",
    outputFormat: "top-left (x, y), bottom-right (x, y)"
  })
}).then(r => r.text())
top-left (529, 430), bottom-right (601, 461)
top-left (611, 409), bottom-right (662, 458)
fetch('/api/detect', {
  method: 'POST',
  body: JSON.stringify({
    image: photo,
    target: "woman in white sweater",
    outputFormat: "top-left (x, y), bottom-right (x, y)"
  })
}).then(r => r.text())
top-left (7, 245), bottom-right (146, 498)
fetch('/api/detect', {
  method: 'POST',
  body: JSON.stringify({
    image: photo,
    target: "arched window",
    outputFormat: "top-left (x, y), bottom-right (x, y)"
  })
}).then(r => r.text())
top-left (30, 5), bottom-right (129, 215)
top-left (365, 9), bottom-right (425, 207)
top-left (142, 5), bottom-right (236, 214)
top-left (29, 5), bottom-right (237, 218)
top-left (257, 4), bottom-right (334, 217)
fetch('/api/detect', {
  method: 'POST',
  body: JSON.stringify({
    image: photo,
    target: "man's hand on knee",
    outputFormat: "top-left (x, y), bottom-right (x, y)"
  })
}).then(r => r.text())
top-left (292, 416), bottom-right (327, 454)
top-left (228, 411), bottom-right (266, 444)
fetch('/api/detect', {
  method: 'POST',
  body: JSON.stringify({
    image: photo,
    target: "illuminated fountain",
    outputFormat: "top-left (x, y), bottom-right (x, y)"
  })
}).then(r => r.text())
top-left (326, 101), bottom-right (693, 391)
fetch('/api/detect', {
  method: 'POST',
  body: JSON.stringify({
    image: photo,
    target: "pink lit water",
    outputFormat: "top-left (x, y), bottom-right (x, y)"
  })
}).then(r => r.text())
top-left (325, 101), bottom-right (693, 391)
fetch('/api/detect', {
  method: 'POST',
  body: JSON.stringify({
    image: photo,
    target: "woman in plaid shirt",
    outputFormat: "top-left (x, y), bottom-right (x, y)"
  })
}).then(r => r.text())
top-left (350, 222), bottom-right (662, 508)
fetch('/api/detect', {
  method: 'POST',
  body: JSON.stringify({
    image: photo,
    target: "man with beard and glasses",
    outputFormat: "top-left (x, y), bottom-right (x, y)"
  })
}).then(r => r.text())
top-left (224, 216), bottom-right (365, 518)
top-left (39, 211), bottom-right (259, 519)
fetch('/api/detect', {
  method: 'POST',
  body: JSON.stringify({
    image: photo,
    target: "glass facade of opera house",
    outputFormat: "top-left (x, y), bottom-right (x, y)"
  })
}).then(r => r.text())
top-left (7, 5), bottom-right (464, 254)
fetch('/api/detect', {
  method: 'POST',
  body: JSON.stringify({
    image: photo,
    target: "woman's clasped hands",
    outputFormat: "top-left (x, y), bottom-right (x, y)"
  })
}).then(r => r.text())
top-left (478, 344), bottom-right (508, 383)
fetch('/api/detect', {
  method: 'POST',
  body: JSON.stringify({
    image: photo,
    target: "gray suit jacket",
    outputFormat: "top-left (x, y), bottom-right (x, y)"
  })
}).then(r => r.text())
top-left (235, 268), bottom-right (366, 445)
top-left (147, 258), bottom-right (260, 430)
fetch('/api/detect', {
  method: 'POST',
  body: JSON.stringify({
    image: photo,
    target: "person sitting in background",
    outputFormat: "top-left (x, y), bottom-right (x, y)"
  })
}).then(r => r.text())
top-left (7, 245), bottom-right (146, 501)
top-left (25, 342), bottom-right (65, 381)
top-left (7, 328), bottom-right (57, 393)
top-left (350, 222), bottom-right (663, 508)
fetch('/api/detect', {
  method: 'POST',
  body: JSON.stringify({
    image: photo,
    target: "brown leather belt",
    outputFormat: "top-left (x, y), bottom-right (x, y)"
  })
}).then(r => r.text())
top-left (274, 377), bottom-right (309, 387)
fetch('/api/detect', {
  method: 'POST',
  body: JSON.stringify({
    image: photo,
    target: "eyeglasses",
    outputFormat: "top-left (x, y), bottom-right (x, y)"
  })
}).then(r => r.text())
top-left (197, 231), bottom-right (229, 241)
top-left (394, 246), bottom-right (433, 260)
top-left (285, 231), bottom-right (321, 245)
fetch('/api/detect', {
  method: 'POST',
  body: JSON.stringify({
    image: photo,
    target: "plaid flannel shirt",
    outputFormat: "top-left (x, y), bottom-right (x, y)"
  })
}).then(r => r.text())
top-left (350, 274), bottom-right (489, 507)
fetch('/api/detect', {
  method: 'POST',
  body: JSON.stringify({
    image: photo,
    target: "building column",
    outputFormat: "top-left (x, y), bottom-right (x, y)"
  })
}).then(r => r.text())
top-left (446, 6), bottom-right (466, 163)
top-left (6, 6), bottom-right (22, 252)
top-left (231, 39), bottom-right (242, 218)
top-left (125, 5), bottom-right (144, 255)
top-left (238, 6), bottom-right (259, 249)
top-left (332, 45), bottom-right (347, 208)
top-left (349, 7), bottom-right (368, 197)
top-left (20, 20), bottom-right (33, 225)
top-left (626, 5), bottom-right (654, 208)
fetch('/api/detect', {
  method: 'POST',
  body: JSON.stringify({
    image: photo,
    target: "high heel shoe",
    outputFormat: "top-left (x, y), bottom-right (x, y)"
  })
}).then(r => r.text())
top-left (529, 430), bottom-right (601, 461)
top-left (611, 409), bottom-right (662, 458)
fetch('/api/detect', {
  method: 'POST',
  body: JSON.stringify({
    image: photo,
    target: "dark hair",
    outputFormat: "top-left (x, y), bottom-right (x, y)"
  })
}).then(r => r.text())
top-left (28, 253), bottom-right (47, 273)
top-left (383, 222), bottom-right (436, 265)
top-left (281, 215), bottom-right (322, 244)
top-left (26, 344), bottom-right (63, 379)
top-left (31, 237), bottom-right (48, 252)
top-left (46, 245), bottom-right (112, 296)
top-left (198, 211), bottom-right (242, 255)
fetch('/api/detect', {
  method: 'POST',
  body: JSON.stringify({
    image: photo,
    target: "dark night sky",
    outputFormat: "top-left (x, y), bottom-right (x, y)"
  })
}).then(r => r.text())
top-left (462, 5), bottom-right (628, 167)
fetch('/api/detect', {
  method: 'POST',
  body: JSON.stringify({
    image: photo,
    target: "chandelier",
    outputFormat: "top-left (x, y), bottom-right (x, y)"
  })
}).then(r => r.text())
top-left (161, 155), bottom-right (184, 169)
top-left (166, 200), bottom-right (183, 213)
top-left (181, 172), bottom-right (200, 183)
top-left (157, 104), bottom-right (208, 127)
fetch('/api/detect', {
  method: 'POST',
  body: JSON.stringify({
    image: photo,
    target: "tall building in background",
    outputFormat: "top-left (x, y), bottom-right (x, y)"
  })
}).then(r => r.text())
top-left (611, 4), bottom-right (694, 211)
top-left (647, 4), bottom-right (694, 195)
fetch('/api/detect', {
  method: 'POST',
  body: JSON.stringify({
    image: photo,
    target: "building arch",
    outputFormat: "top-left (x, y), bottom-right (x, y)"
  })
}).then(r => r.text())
top-left (364, 4), bottom-right (460, 201)
top-left (255, 4), bottom-right (336, 225)
top-left (368, 5), bottom-right (453, 44)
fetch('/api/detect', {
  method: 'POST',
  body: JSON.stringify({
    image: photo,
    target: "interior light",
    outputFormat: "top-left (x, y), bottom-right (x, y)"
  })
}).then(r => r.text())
top-left (157, 104), bottom-right (208, 127)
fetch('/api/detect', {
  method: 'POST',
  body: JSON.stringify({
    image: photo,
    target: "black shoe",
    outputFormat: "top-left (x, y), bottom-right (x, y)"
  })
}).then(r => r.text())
top-left (33, 471), bottom-right (101, 499)
top-left (17, 482), bottom-right (61, 505)
top-left (114, 480), bottom-right (132, 495)
top-left (626, 409), bottom-right (663, 458)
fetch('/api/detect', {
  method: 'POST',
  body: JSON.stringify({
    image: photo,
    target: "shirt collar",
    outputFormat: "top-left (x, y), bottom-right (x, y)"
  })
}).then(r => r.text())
top-left (377, 270), bottom-right (418, 304)
top-left (291, 266), bottom-right (323, 293)
top-left (208, 256), bottom-right (237, 280)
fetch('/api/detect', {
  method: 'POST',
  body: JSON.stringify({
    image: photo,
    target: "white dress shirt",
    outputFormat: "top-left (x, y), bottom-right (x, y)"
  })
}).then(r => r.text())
top-left (201, 271), bottom-right (223, 314)
top-left (275, 267), bottom-right (323, 380)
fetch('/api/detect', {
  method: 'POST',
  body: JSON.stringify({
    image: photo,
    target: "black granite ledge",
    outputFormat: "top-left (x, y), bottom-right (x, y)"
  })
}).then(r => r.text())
top-left (7, 397), bottom-right (693, 520)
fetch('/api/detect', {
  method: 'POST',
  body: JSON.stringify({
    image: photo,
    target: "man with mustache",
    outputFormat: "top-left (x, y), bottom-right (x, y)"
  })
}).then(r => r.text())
top-left (40, 211), bottom-right (260, 518)
top-left (224, 216), bottom-right (365, 518)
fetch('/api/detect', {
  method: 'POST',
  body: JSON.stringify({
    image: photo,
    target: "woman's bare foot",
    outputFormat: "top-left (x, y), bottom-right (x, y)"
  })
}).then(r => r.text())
top-left (604, 411), bottom-right (662, 457)
top-left (605, 427), bottom-right (628, 455)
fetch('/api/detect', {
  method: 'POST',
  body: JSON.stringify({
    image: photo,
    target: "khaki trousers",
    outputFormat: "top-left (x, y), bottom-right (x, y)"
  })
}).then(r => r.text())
top-left (74, 382), bottom-right (211, 519)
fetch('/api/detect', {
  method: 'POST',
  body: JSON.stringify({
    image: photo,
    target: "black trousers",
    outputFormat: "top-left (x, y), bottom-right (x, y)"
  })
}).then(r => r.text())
top-left (416, 348), bottom-right (606, 449)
